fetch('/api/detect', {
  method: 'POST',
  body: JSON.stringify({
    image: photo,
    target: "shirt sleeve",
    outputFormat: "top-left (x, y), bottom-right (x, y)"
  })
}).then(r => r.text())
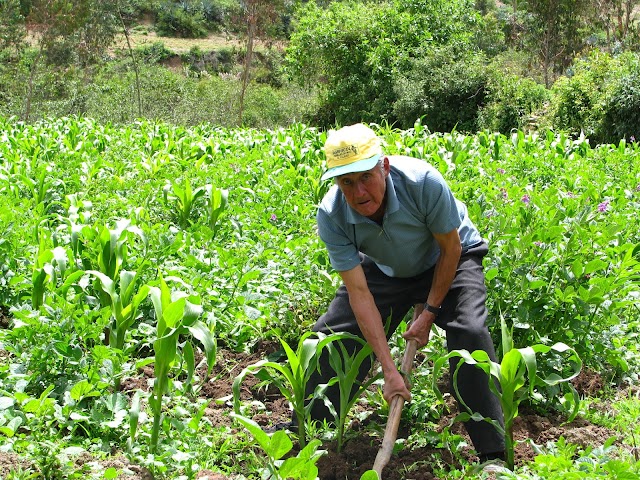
top-left (421, 167), bottom-right (462, 234)
top-left (316, 208), bottom-right (361, 272)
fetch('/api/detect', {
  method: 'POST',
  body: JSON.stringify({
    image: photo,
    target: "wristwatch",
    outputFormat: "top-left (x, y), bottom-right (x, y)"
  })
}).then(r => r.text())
top-left (424, 302), bottom-right (441, 317)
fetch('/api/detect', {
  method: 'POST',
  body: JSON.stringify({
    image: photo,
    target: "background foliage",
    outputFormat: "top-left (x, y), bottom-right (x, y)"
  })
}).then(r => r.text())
top-left (0, 0), bottom-right (639, 141)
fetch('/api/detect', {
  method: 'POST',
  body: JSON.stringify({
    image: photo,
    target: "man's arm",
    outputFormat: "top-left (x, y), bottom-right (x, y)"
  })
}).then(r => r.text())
top-left (339, 265), bottom-right (411, 404)
top-left (404, 228), bottom-right (462, 347)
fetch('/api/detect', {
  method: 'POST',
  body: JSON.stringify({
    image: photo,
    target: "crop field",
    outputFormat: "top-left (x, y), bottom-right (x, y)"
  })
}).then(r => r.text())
top-left (0, 117), bottom-right (639, 479)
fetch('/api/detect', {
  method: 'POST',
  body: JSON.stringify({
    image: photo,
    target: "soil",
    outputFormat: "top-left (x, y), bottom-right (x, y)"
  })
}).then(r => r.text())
top-left (0, 341), bottom-right (625, 479)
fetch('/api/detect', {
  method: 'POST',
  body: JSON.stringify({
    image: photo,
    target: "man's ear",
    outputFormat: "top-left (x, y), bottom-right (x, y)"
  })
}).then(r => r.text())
top-left (382, 156), bottom-right (390, 176)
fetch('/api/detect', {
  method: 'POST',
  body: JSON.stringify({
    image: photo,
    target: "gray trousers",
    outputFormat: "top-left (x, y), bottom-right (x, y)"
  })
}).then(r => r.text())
top-left (308, 241), bottom-right (505, 455)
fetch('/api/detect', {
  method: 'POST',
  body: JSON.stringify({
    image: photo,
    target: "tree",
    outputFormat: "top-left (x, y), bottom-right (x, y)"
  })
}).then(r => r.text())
top-left (520, 0), bottom-right (586, 87)
top-left (21, 0), bottom-right (123, 121)
top-left (589, 0), bottom-right (640, 47)
top-left (237, 0), bottom-right (285, 125)
top-left (286, 0), bottom-right (478, 127)
top-left (0, 0), bottom-right (26, 55)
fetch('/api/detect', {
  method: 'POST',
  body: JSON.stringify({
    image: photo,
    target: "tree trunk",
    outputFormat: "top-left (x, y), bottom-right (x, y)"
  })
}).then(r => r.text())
top-left (118, 7), bottom-right (142, 118)
top-left (24, 46), bottom-right (43, 122)
top-left (239, 12), bottom-right (256, 125)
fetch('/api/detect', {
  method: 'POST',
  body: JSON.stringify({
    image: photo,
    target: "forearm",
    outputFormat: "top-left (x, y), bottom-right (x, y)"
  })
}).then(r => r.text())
top-left (349, 292), bottom-right (396, 376)
top-left (427, 241), bottom-right (461, 307)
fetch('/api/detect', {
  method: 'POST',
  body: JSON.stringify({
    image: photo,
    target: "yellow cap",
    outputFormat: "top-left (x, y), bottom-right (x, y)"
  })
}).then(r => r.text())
top-left (321, 124), bottom-right (382, 180)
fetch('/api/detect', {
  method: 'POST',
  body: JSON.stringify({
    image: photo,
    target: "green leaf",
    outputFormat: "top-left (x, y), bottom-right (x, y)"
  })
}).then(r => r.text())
top-left (485, 267), bottom-right (499, 281)
top-left (0, 417), bottom-right (22, 437)
top-left (584, 258), bottom-right (608, 275)
top-left (269, 430), bottom-right (294, 460)
top-left (129, 391), bottom-right (141, 441)
top-left (70, 380), bottom-right (100, 401)
top-left (186, 320), bottom-right (216, 374)
top-left (103, 467), bottom-right (118, 479)
top-left (0, 397), bottom-right (15, 410)
top-left (571, 258), bottom-right (583, 278)
top-left (183, 340), bottom-right (195, 385)
top-left (163, 297), bottom-right (186, 329)
top-left (230, 413), bottom-right (272, 453)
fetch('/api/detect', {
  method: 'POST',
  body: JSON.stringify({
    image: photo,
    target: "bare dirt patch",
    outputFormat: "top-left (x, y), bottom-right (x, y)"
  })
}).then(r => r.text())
top-left (113, 31), bottom-right (281, 55)
top-left (0, 343), bottom-right (622, 479)
top-left (203, 344), bottom-right (621, 479)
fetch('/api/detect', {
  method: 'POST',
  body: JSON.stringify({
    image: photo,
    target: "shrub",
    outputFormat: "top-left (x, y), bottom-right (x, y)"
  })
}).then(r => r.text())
top-left (599, 60), bottom-right (640, 143)
top-left (286, 0), bottom-right (479, 128)
top-left (155, 1), bottom-right (209, 38)
top-left (478, 73), bottom-right (550, 133)
top-left (393, 46), bottom-right (489, 132)
top-left (137, 41), bottom-right (174, 64)
top-left (548, 50), bottom-right (640, 144)
top-left (83, 63), bottom-right (317, 128)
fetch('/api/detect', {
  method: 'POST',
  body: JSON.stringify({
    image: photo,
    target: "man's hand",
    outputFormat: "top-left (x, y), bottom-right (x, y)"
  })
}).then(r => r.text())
top-left (403, 310), bottom-right (435, 348)
top-left (383, 368), bottom-right (411, 405)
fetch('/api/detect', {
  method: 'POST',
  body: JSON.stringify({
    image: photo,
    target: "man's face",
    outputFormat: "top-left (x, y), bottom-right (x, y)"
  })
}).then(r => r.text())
top-left (335, 157), bottom-right (389, 220)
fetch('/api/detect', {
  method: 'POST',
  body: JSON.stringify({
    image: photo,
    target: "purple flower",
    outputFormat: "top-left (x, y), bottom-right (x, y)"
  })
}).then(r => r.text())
top-left (636, 184), bottom-right (640, 192)
top-left (597, 201), bottom-right (609, 212)
top-left (631, 136), bottom-right (636, 143)
top-left (500, 188), bottom-right (508, 200)
top-left (269, 213), bottom-right (277, 222)
top-left (534, 241), bottom-right (542, 247)
top-left (566, 191), bottom-right (576, 198)
top-left (521, 194), bottom-right (530, 204)
top-left (496, 168), bottom-right (506, 174)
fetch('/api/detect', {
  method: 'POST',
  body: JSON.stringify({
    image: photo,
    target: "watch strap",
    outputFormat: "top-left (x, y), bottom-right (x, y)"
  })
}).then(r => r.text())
top-left (424, 302), bottom-right (441, 317)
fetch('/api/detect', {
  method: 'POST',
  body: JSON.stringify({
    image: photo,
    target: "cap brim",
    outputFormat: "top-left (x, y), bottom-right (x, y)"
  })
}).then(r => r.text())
top-left (320, 154), bottom-right (381, 181)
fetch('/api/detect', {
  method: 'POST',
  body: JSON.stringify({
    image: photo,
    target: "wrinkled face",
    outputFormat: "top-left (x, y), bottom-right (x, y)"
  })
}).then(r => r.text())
top-left (335, 157), bottom-right (390, 220)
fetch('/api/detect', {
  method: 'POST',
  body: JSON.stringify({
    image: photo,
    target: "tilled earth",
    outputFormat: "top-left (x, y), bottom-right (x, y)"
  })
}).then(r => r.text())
top-left (0, 335), bottom-right (626, 479)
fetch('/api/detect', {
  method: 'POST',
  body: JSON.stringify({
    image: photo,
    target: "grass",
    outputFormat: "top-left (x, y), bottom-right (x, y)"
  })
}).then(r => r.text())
top-left (113, 29), bottom-right (283, 55)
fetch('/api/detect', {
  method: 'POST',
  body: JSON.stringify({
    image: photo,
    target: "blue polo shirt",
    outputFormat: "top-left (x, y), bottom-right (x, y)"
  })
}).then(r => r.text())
top-left (317, 155), bottom-right (482, 277)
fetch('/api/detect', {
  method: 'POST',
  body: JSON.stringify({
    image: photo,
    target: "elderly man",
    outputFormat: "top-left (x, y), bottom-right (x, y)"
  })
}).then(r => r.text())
top-left (306, 123), bottom-right (505, 463)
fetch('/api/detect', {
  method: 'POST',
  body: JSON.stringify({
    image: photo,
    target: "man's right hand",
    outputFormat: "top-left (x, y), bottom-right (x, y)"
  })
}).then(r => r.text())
top-left (383, 368), bottom-right (411, 405)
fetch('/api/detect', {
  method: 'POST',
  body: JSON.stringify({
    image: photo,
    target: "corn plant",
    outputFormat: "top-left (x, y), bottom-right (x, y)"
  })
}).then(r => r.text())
top-left (86, 269), bottom-right (150, 390)
top-left (322, 332), bottom-right (380, 453)
top-left (163, 178), bottom-right (209, 228)
top-left (433, 342), bottom-right (582, 470)
top-left (232, 331), bottom-right (345, 448)
top-left (230, 413), bottom-right (325, 480)
top-left (31, 244), bottom-right (84, 310)
top-left (205, 184), bottom-right (229, 240)
top-left (146, 275), bottom-right (216, 452)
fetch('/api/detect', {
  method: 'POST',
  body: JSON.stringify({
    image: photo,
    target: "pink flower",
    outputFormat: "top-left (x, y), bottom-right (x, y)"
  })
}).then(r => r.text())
top-left (270, 214), bottom-right (277, 222)
top-left (597, 201), bottom-right (609, 212)
top-left (496, 168), bottom-right (506, 174)
top-left (521, 194), bottom-right (530, 204)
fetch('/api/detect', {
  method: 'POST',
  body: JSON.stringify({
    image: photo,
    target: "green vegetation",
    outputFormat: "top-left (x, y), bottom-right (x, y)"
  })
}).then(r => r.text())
top-left (0, 117), bottom-right (639, 478)
top-left (1, 1), bottom-right (639, 140)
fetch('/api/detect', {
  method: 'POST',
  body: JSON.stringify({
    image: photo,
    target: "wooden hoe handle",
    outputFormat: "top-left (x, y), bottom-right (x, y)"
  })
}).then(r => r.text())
top-left (372, 304), bottom-right (424, 477)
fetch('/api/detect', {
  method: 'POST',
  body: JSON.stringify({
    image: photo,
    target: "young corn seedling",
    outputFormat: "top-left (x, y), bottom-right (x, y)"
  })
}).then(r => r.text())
top-left (31, 243), bottom-right (85, 310)
top-left (86, 269), bottom-right (150, 389)
top-left (230, 413), bottom-right (325, 479)
top-left (433, 342), bottom-right (582, 470)
top-left (205, 184), bottom-right (229, 240)
top-left (323, 332), bottom-right (380, 453)
top-left (232, 331), bottom-right (345, 448)
top-left (146, 274), bottom-right (216, 453)
top-left (163, 178), bottom-right (209, 228)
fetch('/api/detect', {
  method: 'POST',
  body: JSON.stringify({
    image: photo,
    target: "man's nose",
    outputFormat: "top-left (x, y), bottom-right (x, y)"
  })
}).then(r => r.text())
top-left (354, 180), bottom-right (367, 195)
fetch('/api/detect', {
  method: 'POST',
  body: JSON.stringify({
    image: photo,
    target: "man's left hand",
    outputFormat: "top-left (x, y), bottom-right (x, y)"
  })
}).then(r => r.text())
top-left (402, 310), bottom-right (435, 348)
